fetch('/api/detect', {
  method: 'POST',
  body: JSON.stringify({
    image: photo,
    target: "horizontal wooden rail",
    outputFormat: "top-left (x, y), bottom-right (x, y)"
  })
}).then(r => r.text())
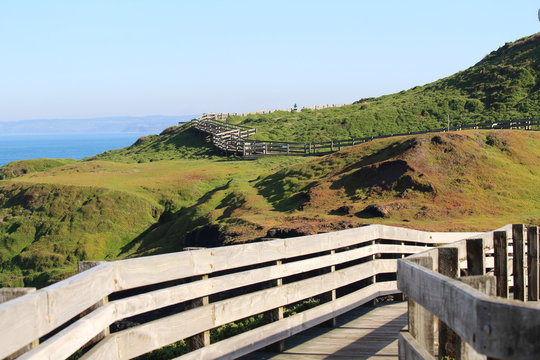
top-left (398, 224), bottom-right (540, 360)
top-left (0, 225), bottom-right (477, 359)
top-left (192, 117), bottom-right (540, 157)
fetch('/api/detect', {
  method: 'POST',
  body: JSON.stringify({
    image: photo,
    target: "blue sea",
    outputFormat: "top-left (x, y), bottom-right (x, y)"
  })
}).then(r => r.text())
top-left (0, 133), bottom-right (148, 167)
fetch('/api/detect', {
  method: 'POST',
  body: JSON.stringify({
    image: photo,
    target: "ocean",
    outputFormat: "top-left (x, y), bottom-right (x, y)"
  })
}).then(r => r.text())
top-left (0, 133), bottom-right (148, 166)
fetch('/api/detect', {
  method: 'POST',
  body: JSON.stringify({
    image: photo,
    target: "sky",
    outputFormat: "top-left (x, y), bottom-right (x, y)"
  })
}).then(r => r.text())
top-left (0, 1), bottom-right (539, 122)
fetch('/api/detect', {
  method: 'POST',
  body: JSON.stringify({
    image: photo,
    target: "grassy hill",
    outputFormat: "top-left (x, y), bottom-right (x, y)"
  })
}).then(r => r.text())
top-left (2, 130), bottom-right (540, 287)
top-left (227, 33), bottom-right (539, 142)
top-left (0, 33), bottom-right (539, 287)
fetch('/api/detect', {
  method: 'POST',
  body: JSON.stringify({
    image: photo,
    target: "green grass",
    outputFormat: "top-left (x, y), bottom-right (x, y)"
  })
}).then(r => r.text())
top-left (0, 158), bottom-right (77, 180)
top-left (227, 33), bottom-right (539, 142)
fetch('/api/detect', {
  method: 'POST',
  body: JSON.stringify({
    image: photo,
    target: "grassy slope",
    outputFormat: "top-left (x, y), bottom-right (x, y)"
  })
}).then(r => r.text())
top-left (87, 125), bottom-right (220, 163)
top-left (0, 158), bottom-right (77, 179)
top-left (228, 33), bottom-right (539, 142)
top-left (1, 33), bottom-right (539, 288)
top-left (0, 156), bottom-right (306, 286)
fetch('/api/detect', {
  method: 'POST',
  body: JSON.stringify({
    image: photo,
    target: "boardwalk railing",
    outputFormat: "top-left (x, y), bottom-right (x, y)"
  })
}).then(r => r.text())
top-left (0, 225), bottom-right (478, 360)
top-left (192, 117), bottom-right (540, 157)
top-left (398, 224), bottom-right (540, 360)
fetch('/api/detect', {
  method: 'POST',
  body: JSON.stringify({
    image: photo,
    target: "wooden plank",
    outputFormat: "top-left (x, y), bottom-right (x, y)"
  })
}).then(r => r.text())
top-left (399, 332), bottom-right (436, 360)
top-left (407, 257), bottom-right (434, 356)
top-left (265, 260), bottom-right (285, 352)
top-left (458, 275), bottom-right (495, 360)
top-left (398, 258), bottom-right (540, 360)
top-left (82, 260), bottom-right (399, 359)
top-left (186, 274), bottom-right (210, 351)
top-left (438, 247), bottom-right (460, 359)
top-left (19, 243), bottom-right (420, 359)
top-left (493, 231), bottom-right (509, 298)
top-left (467, 238), bottom-right (486, 276)
top-left (512, 224), bottom-right (526, 301)
top-left (0, 288), bottom-right (38, 360)
top-left (78, 261), bottom-right (110, 348)
top-left (527, 226), bottom-right (539, 301)
top-left (177, 282), bottom-right (400, 360)
top-left (0, 262), bottom-right (116, 359)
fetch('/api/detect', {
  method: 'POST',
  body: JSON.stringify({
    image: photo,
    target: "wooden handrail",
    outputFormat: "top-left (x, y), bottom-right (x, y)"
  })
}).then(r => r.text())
top-left (398, 224), bottom-right (540, 360)
top-left (0, 225), bottom-right (478, 359)
top-left (192, 117), bottom-right (540, 157)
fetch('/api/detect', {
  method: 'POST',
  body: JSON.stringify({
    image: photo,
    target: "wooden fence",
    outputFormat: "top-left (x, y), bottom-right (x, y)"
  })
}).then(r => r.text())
top-left (398, 224), bottom-right (540, 360)
top-left (0, 225), bottom-right (477, 360)
top-left (192, 117), bottom-right (540, 158)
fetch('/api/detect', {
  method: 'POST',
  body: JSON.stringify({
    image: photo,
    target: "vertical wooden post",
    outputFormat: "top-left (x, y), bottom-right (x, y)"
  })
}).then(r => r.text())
top-left (265, 260), bottom-right (285, 352)
top-left (186, 274), bottom-right (211, 351)
top-left (527, 226), bottom-right (539, 301)
top-left (331, 140), bottom-right (334, 152)
top-left (78, 261), bottom-right (110, 347)
top-left (493, 231), bottom-right (509, 298)
top-left (512, 224), bottom-right (526, 301)
top-left (0, 288), bottom-right (38, 360)
top-left (438, 247), bottom-right (459, 359)
top-left (466, 238), bottom-right (485, 276)
top-left (320, 250), bottom-right (337, 327)
top-left (408, 256), bottom-right (435, 355)
top-left (459, 275), bottom-right (496, 360)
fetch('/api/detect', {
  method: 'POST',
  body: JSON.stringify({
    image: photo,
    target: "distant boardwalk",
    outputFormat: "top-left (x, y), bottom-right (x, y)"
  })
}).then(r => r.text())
top-left (191, 116), bottom-right (540, 158)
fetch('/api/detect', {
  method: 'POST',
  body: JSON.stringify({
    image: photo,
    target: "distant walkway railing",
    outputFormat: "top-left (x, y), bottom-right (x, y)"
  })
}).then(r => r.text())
top-left (200, 104), bottom-right (348, 120)
top-left (192, 116), bottom-right (540, 158)
top-left (0, 225), bottom-right (477, 360)
top-left (398, 224), bottom-right (540, 360)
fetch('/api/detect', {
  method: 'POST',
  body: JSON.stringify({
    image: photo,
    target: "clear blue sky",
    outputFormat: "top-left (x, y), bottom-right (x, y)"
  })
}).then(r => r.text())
top-left (0, 1), bottom-right (538, 122)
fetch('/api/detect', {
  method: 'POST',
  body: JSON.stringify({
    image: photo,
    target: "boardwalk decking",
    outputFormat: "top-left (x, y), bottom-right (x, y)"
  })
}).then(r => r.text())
top-left (241, 301), bottom-right (407, 360)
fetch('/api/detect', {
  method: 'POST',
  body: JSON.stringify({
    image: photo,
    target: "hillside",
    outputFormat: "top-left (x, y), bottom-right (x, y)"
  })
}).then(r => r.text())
top-left (2, 130), bottom-right (540, 287)
top-left (227, 33), bottom-right (539, 142)
top-left (0, 33), bottom-right (539, 288)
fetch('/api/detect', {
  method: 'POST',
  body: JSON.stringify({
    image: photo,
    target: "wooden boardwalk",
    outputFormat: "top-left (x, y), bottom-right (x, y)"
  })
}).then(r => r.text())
top-left (241, 301), bottom-right (407, 360)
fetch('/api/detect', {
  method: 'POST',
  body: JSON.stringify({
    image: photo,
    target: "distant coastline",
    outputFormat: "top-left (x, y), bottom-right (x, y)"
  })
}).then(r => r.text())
top-left (0, 115), bottom-right (196, 135)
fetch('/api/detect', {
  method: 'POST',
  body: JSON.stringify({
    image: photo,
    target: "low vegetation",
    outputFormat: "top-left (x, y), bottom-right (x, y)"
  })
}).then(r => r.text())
top-left (228, 33), bottom-right (539, 142)
top-left (0, 33), bottom-right (539, 289)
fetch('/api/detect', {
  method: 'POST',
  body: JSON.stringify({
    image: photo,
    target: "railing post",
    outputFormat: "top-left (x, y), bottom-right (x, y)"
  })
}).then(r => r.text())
top-left (407, 256), bottom-right (435, 356)
top-left (466, 238), bottom-right (485, 276)
top-left (78, 261), bottom-right (110, 346)
top-left (186, 273), bottom-right (211, 351)
top-left (527, 226), bottom-right (539, 301)
top-left (512, 224), bottom-right (526, 300)
top-left (265, 259), bottom-right (285, 352)
top-left (459, 275), bottom-right (496, 359)
top-left (320, 249), bottom-right (337, 328)
top-left (437, 247), bottom-right (460, 359)
top-left (0, 288), bottom-right (38, 360)
top-left (493, 231), bottom-right (509, 298)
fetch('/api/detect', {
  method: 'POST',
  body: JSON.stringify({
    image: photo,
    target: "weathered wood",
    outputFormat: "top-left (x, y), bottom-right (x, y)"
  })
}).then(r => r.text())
top-left (398, 257), bottom-right (540, 360)
top-left (399, 332), bottom-right (437, 360)
top-left (265, 260), bottom-right (284, 352)
top-left (178, 282), bottom-right (399, 360)
top-left (512, 224), bottom-right (526, 301)
top-left (493, 231), bottom-right (509, 298)
top-left (0, 261), bottom-right (116, 359)
top-left (527, 226), bottom-right (539, 301)
top-left (18, 244), bottom-right (412, 359)
top-left (186, 274), bottom-right (210, 351)
top-left (319, 250), bottom-right (337, 328)
top-left (82, 260), bottom-right (398, 359)
top-left (458, 275), bottom-right (495, 360)
top-left (467, 238), bottom-right (486, 276)
top-left (407, 257), bottom-right (435, 356)
top-left (0, 288), bottom-right (38, 360)
top-left (438, 247), bottom-right (459, 359)
top-left (78, 261), bottom-right (110, 347)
